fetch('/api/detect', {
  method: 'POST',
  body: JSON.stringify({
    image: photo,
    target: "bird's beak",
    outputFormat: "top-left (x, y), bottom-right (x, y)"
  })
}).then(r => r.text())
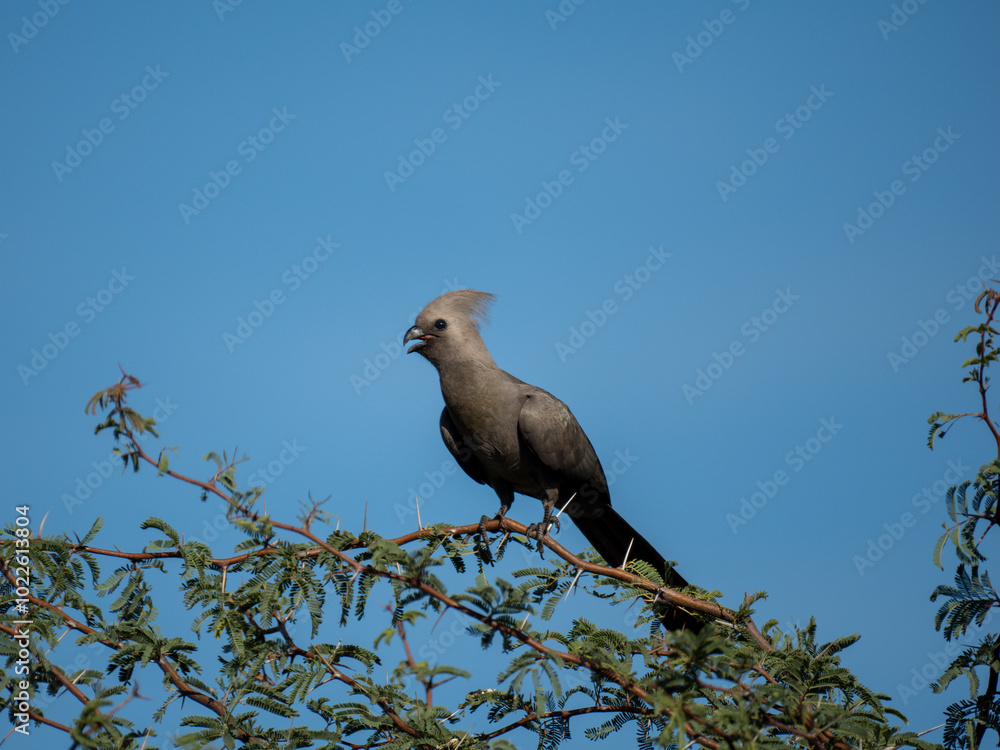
top-left (403, 325), bottom-right (433, 353)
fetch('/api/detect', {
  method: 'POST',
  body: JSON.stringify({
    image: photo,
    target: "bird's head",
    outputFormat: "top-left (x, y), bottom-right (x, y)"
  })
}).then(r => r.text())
top-left (403, 289), bottom-right (495, 367)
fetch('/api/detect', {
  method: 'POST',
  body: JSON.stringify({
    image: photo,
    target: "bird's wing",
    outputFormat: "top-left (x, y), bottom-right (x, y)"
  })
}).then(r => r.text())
top-left (439, 406), bottom-right (489, 486)
top-left (516, 388), bottom-right (608, 495)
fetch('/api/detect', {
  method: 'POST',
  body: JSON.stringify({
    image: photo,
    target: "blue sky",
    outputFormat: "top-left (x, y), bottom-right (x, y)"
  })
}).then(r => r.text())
top-left (2, 1), bottom-right (999, 744)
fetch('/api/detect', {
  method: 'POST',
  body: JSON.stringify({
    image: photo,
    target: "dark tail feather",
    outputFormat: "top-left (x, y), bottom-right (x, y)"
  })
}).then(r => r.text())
top-left (572, 507), bottom-right (701, 632)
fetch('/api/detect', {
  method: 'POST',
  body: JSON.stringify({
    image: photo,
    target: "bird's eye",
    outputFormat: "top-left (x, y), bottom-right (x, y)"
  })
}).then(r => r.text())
top-left (433, 319), bottom-right (447, 331)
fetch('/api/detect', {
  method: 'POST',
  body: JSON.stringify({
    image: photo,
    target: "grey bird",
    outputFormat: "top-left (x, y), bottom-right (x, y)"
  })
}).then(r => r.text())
top-left (403, 289), bottom-right (699, 630)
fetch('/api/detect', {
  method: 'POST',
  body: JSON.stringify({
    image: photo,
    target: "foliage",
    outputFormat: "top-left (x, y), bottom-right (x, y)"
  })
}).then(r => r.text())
top-left (927, 286), bottom-right (1000, 750)
top-left (0, 368), bottom-right (946, 748)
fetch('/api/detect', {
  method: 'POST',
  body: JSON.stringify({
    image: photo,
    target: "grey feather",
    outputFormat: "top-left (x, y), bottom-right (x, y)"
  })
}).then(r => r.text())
top-left (403, 289), bottom-right (699, 630)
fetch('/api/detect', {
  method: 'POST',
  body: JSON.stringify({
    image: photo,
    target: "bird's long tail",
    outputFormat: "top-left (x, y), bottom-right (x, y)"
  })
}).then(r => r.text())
top-left (572, 508), bottom-right (702, 631)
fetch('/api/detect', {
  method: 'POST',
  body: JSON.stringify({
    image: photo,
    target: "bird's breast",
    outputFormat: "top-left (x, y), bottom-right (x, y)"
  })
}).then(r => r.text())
top-left (443, 397), bottom-right (524, 472)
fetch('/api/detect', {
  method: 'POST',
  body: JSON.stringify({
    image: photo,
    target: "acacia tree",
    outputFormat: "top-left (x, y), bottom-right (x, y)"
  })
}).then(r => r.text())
top-left (1, 361), bottom-right (964, 747)
top-left (926, 287), bottom-right (1000, 749)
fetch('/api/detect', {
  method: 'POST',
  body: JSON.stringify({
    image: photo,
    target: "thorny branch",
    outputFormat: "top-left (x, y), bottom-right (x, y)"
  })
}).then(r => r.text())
top-left (0, 372), bottom-right (871, 748)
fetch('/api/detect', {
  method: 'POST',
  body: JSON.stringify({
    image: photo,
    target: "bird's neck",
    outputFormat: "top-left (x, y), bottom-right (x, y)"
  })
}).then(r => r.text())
top-left (437, 355), bottom-right (498, 393)
top-left (436, 355), bottom-right (509, 425)
top-left (430, 336), bottom-right (497, 373)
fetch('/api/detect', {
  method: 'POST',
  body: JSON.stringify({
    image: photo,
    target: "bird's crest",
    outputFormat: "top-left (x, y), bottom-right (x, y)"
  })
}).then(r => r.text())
top-left (431, 289), bottom-right (495, 330)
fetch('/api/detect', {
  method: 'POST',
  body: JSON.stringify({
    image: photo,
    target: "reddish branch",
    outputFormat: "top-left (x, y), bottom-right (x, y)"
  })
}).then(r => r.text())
top-left (969, 290), bottom-right (1000, 750)
top-left (1, 372), bottom-right (865, 748)
top-left (0, 557), bottom-right (254, 744)
top-left (974, 291), bottom-right (1000, 457)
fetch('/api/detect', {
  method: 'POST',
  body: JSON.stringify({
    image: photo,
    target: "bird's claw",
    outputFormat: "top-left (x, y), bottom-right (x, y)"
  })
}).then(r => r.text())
top-left (464, 514), bottom-right (498, 564)
top-left (524, 523), bottom-right (543, 554)
top-left (478, 514), bottom-right (493, 540)
top-left (525, 517), bottom-right (559, 556)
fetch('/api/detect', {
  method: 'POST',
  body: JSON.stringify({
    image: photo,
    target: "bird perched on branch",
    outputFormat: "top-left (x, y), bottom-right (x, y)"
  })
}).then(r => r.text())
top-left (403, 289), bottom-right (699, 630)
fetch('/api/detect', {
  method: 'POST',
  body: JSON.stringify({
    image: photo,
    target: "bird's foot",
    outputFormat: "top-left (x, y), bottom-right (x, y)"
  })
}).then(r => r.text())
top-left (525, 517), bottom-right (560, 556)
top-left (478, 514), bottom-right (494, 540)
top-left (469, 514), bottom-right (503, 564)
top-left (476, 504), bottom-right (510, 540)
